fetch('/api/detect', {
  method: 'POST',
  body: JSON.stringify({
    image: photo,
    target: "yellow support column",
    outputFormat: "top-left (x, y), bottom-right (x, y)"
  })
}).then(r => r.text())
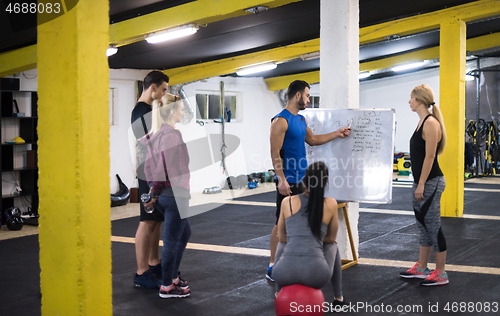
top-left (439, 19), bottom-right (466, 217)
top-left (37, 0), bottom-right (111, 315)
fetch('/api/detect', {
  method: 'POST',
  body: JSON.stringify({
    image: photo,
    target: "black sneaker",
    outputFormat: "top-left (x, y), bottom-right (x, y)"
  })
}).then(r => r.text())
top-left (149, 263), bottom-right (162, 279)
top-left (159, 285), bottom-right (191, 298)
top-left (134, 270), bottom-right (162, 289)
top-left (332, 298), bottom-right (349, 313)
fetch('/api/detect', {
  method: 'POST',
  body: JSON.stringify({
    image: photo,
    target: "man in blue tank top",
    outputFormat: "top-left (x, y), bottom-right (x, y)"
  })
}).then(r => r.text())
top-left (267, 80), bottom-right (351, 281)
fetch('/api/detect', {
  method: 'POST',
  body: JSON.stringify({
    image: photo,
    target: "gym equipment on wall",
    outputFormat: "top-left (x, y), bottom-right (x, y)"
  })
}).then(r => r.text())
top-left (484, 121), bottom-right (499, 175)
top-left (111, 174), bottom-right (130, 207)
top-left (466, 58), bottom-right (500, 177)
top-left (466, 120), bottom-right (499, 177)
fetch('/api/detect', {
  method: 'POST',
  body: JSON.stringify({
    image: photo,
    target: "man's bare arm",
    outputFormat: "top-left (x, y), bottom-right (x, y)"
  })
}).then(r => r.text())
top-left (304, 118), bottom-right (351, 146)
top-left (270, 117), bottom-right (291, 196)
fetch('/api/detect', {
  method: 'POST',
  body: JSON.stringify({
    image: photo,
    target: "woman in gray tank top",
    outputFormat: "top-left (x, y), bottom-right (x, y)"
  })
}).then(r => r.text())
top-left (273, 161), bottom-right (343, 301)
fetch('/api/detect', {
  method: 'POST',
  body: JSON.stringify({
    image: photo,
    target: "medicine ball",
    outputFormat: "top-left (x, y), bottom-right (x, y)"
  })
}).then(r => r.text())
top-left (268, 169), bottom-right (276, 182)
top-left (249, 173), bottom-right (260, 182)
top-left (261, 172), bottom-right (267, 183)
top-left (237, 174), bottom-right (248, 189)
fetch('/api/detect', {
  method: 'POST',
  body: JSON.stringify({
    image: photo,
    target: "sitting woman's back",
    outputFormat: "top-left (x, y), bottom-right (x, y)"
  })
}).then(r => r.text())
top-left (281, 194), bottom-right (329, 256)
top-left (272, 162), bottom-right (339, 290)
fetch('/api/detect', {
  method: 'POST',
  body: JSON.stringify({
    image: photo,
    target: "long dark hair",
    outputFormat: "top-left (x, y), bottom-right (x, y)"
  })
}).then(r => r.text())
top-left (302, 161), bottom-right (329, 239)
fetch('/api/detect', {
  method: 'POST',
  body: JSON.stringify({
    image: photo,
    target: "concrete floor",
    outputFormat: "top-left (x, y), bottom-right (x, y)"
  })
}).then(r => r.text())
top-left (1, 177), bottom-right (500, 315)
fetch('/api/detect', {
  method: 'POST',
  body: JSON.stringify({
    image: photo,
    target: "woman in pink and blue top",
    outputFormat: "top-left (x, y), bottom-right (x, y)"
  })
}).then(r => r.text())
top-left (144, 93), bottom-right (192, 298)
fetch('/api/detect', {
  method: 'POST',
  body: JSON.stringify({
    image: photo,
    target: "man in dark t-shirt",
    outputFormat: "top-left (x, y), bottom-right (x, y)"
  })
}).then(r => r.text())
top-left (131, 70), bottom-right (169, 289)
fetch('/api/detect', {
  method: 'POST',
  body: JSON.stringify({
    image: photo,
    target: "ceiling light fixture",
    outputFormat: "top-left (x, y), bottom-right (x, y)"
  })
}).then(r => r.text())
top-left (358, 72), bottom-right (371, 79)
top-left (146, 24), bottom-right (198, 44)
top-left (465, 74), bottom-right (475, 81)
top-left (236, 63), bottom-right (277, 76)
top-left (391, 61), bottom-right (426, 72)
top-left (106, 46), bottom-right (118, 57)
top-left (244, 5), bottom-right (269, 15)
top-left (301, 52), bottom-right (320, 61)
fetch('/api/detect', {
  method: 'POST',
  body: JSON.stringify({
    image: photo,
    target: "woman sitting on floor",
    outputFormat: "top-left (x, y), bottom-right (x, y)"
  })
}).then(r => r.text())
top-left (273, 161), bottom-right (342, 300)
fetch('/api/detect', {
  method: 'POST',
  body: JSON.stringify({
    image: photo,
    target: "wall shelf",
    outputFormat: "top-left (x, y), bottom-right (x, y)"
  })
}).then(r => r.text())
top-left (0, 90), bottom-right (38, 227)
top-left (2, 192), bottom-right (38, 199)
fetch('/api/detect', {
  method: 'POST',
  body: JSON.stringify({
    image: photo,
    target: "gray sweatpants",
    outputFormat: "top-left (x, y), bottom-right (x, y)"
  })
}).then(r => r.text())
top-left (274, 242), bottom-right (343, 298)
top-left (412, 176), bottom-right (447, 252)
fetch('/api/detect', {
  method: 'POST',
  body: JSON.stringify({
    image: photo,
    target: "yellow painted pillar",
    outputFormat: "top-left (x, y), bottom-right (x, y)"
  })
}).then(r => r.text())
top-left (439, 19), bottom-right (466, 217)
top-left (37, 0), bottom-right (111, 315)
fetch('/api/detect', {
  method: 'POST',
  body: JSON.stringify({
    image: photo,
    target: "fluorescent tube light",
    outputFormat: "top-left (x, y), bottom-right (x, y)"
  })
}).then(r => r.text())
top-left (146, 24), bottom-right (198, 44)
top-left (465, 74), bottom-right (475, 81)
top-left (106, 46), bottom-right (118, 57)
top-left (236, 63), bottom-right (277, 76)
top-left (392, 61), bottom-right (425, 72)
top-left (244, 6), bottom-right (269, 14)
top-left (301, 52), bottom-right (320, 61)
top-left (358, 72), bottom-right (371, 79)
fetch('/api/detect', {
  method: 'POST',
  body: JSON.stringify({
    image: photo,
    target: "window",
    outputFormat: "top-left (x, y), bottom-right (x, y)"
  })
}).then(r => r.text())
top-left (196, 93), bottom-right (238, 121)
top-left (309, 96), bottom-right (320, 108)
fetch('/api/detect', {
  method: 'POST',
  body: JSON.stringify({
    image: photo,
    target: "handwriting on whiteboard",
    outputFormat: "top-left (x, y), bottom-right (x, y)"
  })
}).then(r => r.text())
top-left (302, 109), bottom-right (395, 203)
top-left (351, 112), bottom-right (383, 154)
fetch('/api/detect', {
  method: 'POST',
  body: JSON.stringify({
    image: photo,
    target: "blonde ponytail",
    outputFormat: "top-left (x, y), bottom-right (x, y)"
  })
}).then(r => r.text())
top-left (432, 105), bottom-right (447, 155)
top-left (149, 99), bottom-right (162, 137)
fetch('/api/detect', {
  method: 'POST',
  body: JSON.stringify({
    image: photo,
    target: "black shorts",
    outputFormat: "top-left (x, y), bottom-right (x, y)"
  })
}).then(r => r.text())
top-left (138, 178), bottom-right (164, 222)
top-left (275, 180), bottom-right (304, 224)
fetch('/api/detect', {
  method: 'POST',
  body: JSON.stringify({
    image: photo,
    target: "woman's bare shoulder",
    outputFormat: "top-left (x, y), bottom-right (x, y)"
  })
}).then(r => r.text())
top-left (324, 197), bottom-right (338, 211)
top-left (425, 115), bottom-right (440, 128)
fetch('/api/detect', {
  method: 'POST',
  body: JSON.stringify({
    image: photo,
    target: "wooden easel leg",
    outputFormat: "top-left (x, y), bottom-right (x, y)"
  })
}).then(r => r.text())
top-left (340, 205), bottom-right (358, 270)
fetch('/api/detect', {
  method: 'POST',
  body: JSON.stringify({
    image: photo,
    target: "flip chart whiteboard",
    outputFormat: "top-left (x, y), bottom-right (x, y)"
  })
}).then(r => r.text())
top-left (302, 108), bottom-right (395, 203)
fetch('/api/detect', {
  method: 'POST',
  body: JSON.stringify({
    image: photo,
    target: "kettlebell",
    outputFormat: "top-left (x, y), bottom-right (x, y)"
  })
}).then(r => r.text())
top-left (6, 216), bottom-right (23, 231)
top-left (4, 207), bottom-right (24, 231)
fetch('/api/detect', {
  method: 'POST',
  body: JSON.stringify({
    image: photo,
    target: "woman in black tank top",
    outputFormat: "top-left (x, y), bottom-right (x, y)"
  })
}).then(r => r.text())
top-left (401, 84), bottom-right (450, 286)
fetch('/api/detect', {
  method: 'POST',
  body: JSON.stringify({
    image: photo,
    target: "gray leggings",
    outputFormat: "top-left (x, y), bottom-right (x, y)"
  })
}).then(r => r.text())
top-left (412, 176), bottom-right (447, 252)
top-left (273, 242), bottom-right (343, 298)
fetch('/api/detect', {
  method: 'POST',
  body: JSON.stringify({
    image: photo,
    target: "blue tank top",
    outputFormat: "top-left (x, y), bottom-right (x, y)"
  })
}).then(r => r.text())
top-left (272, 109), bottom-right (307, 183)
